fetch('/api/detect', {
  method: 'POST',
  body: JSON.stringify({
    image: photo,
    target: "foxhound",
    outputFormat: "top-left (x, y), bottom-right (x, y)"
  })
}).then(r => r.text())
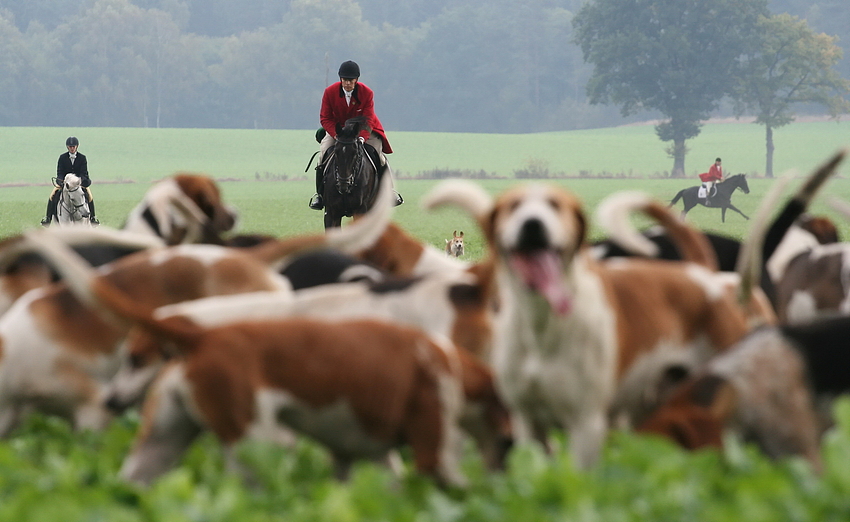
top-left (423, 181), bottom-right (757, 468)
top-left (29, 230), bottom-right (508, 487)
top-left (123, 173), bottom-right (238, 245)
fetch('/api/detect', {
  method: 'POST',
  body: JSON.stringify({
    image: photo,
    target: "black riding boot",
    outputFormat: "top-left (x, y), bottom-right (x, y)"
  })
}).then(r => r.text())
top-left (309, 162), bottom-right (325, 210)
top-left (41, 197), bottom-right (57, 226)
top-left (88, 198), bottom-right (99, 225)
top-left (377, 163), bottom-right (403, 207)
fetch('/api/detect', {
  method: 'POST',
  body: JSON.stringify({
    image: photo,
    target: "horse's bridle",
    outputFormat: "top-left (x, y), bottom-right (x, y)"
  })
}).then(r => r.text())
top-left (60, 184), bottom-right (88, 218)
top-left (333, 138), bottom-right (365, 194)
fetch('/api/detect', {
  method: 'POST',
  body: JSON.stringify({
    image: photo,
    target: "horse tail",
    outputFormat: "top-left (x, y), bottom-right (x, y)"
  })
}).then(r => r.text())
top-left (595, 191), bottom-right (718, 270)
top-left (763, 149), bottom-right (846, 262)
top-left (21, 228), bottom-right (203, 350)
top-left (669, 189), bottom-right (685, 207)
top-left (247, 173), bottom-right (394, 269)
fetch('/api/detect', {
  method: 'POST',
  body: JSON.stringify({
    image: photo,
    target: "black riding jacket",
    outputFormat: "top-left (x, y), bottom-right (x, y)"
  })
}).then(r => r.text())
top-left (57, 152), bottom-right (91, 187)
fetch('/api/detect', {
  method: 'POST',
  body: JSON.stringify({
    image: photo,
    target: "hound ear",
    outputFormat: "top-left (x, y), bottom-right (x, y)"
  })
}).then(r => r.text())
top-left (691, 375), bottom-right (737, 420)
top-left (459, 231), bottom-right (464, 238)
top-left (573, 207), bottom-right (587, 245)
top-left (453, 230), bottom-right (458, 237)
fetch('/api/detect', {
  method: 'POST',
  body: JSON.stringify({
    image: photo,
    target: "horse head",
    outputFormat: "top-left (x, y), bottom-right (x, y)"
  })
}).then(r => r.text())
top-left (64, 174), bottom-right (82, 191)
top-left (60, 173), bottom-right (89, 220)
top-left (332, 116), bottom-right (371, 194)
top-left (733, 174), bottom-right (750, 194)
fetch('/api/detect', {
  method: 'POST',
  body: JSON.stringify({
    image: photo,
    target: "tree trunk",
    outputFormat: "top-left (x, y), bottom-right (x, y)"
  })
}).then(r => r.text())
top-left (671, 138), bottom-right (686, 178)
top-left (765, 125), bottom-right (775, 178)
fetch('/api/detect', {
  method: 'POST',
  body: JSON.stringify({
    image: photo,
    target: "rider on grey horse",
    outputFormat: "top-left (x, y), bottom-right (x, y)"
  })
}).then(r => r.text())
top-left (41, 136), bottom-right (99, 226)
top-left (310, 60), bottom-right (402, 210)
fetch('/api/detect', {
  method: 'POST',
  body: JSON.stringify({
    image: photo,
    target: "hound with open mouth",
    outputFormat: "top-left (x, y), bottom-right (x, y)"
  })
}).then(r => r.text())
top-left (423, 181), bottom-right (759, 468)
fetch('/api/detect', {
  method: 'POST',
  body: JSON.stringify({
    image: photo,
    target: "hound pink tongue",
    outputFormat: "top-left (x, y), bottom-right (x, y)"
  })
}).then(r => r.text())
top-left (509, 251), bottom-right (572, 315)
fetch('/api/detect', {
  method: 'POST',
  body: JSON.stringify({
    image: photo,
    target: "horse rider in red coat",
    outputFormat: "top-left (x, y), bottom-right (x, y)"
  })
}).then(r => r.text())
top-left (309, 60), bottom-right (403, 210)
top-left (698, 157), bottom-right (724, 205)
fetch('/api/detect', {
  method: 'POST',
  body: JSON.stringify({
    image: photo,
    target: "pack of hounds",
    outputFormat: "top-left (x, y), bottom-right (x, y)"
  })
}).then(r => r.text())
top-left (0, 150), bottom-right (848, 487)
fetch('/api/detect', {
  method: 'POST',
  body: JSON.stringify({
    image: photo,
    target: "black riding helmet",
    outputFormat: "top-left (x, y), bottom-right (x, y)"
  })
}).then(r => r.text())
top-left (66, 136), bottom-right (79, 147)
top-left (338, 60), bottom-right (360, 79)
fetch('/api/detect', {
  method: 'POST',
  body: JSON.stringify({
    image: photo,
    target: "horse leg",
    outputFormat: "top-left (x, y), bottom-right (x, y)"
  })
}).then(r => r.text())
top-left (681, 199), bottom-right (695, 219)
top-left (726, 204), bottom-right (749, 220)
top-left (324, 212), bottom-right (342, 229)
top-left (721, 207), bottom-right (727, 223)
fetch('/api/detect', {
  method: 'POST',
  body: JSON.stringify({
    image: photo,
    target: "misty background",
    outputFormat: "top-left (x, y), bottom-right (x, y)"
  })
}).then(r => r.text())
top-left (0, 0), bottom-right (847, 133)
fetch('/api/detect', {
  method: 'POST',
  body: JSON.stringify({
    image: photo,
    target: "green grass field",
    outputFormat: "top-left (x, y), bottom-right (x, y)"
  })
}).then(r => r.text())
top-left (2, 121), bottom-right (848, 246)
top-left (1, 121), bottom-right (848, 183)
top-left (6, 176), bottom-right (850, 258)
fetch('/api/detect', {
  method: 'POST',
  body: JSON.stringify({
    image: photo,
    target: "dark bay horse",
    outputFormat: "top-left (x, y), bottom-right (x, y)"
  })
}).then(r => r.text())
top-left (669, 173), bottom-right (750, 222)
top-left (321, 116), bottom-right (380, 229)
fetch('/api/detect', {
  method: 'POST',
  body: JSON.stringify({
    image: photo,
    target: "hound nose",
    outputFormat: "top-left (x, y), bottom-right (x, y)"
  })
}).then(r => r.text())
top-left (516, 218), bottom-right (549, 252)
top-left (105, 395), bottom-right (128, 414)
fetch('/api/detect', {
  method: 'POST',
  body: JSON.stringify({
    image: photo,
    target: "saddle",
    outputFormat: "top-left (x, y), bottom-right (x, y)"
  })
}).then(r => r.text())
top-left (698, 183), bottom-right (717, 199)
top-left (363, 142), bottom-right (382, 172)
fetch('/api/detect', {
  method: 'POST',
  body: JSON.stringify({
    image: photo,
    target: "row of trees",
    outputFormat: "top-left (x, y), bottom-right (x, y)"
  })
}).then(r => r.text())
top-left (0, 0), bottom-right (847, 176)
top-left (0, 0), bottom-right (615, 132)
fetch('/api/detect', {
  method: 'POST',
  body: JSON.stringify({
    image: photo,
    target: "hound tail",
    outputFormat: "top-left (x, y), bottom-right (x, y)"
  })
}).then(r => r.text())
top-left (0, 226), bottom-right (164, 273)
top-left (739, 149), bottom-right (847, 305)
top-left (247, 174), bottom-right (395, 270)
top-left (421, 178), bottom-right (495, 255)
top-left (22, 228), bottom-right (202, 350)
top-left (595, 191), bottom-right (718, 270)
top-left (421, 179), bottom-right (494, 226)
top-left (762, 149), bottom-right (846, 261)
top-left (735, 174), bottom-right (794, 307)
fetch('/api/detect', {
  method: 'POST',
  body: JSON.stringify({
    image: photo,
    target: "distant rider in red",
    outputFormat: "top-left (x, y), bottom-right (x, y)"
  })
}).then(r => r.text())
top-left (699, 157), bottom-right (723, 205)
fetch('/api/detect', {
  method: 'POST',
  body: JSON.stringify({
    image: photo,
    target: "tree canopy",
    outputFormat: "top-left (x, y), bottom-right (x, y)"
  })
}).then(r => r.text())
top-left (573, 0), bottom-right (769, 177)
top-left (733, 13), bottom-right (850, 177)
top-left (0, 0), bottom-right (619, 132)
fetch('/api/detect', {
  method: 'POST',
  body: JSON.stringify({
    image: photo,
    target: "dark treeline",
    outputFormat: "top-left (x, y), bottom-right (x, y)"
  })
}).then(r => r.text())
top-left (0, 0), bottom-right (846, 132)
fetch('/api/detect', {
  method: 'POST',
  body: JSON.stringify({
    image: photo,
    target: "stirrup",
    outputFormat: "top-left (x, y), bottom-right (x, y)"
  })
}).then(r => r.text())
top-left (90, 217), bottom-right (100, 226)
top-left (393, 192), bottom-right (404, 207)
top-left (309, 194), bottom-right (324, 211)
top-left (40, 218), bottom-right (51, 227)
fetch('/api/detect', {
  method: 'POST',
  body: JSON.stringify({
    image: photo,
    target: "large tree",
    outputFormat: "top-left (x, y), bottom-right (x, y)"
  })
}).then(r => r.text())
top-left (573, 0), bottom-right (768, 177)
top-left (733, 13), bottom-right (850, 177)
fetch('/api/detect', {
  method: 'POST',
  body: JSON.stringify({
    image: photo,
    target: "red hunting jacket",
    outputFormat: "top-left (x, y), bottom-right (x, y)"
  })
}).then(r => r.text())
top-left (320, 82), bottom-right (393, 154)
top-left (699, 164), bottom-right (723, 182)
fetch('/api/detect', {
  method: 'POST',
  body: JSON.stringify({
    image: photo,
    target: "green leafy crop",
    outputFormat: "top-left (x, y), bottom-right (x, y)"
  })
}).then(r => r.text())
top-left (2, 399), bottom-right (850, 521)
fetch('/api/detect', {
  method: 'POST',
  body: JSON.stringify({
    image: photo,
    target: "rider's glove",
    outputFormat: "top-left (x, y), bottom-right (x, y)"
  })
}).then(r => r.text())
top-left (357, 136), bottom-right (365, 144)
